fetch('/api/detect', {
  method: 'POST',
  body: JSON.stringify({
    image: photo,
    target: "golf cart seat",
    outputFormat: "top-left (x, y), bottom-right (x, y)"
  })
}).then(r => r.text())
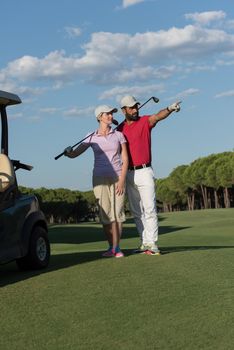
top-left (0, 153), bottom-right (15, 192)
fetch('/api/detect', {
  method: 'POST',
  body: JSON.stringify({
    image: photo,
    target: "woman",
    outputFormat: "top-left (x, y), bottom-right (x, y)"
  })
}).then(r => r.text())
top-left (64, 105), bottom-right (128, 258)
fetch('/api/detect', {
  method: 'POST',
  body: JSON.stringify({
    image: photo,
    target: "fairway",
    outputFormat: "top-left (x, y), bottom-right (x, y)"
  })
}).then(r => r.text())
top-left (1, 209), bottom-right (234, 350)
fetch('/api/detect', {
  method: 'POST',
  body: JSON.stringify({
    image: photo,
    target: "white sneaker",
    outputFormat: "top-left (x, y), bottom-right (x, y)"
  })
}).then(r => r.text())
top-left (132, 244), bottom-right (148, 254)
top-left (145, 244), bottom-right (161, 255)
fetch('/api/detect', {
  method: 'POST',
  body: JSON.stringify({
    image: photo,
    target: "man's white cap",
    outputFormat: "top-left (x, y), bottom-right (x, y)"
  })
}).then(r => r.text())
top-left (95, 105), bottom-right (118, 119)
top-left (120, 95), bottom-right (140, 108)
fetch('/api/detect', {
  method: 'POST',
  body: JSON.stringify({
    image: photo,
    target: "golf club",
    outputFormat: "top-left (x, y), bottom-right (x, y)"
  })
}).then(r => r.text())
top-left (139, 96), bottom-right (159, 109)
top-left (54, 119), bottom-right (119, 160)
top-left (55, 96), bottom-right (159, 160)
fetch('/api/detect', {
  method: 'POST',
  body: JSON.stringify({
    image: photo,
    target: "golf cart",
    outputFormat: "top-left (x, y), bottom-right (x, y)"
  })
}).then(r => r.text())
top-left (0, 90), bottom-right (50, 270)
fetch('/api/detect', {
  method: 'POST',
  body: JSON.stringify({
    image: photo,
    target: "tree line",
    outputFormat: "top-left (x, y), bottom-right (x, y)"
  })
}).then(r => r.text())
top-left (157, 151), bottom-right (234, 211)
top-left (19, 151), bottom-right (234, 223)
top-left (18, 186), bottom-right (99, 224)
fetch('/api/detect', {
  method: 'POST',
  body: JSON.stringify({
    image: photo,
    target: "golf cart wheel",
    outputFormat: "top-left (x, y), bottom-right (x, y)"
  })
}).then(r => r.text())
top-left (16, 226), bottom-right (50, 270)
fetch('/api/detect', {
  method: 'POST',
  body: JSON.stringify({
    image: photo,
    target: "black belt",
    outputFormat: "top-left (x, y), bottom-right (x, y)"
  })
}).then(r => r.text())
top-left (128, 162), bottom-right (151, 171)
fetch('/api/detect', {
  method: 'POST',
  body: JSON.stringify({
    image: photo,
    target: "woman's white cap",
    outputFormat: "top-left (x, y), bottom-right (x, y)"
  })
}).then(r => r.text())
top-left (95, 105), bottom-right (118, 119)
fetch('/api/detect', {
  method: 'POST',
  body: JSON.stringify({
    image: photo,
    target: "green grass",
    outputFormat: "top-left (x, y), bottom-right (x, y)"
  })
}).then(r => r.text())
top-left (1, 208), bottom-right (234, 350)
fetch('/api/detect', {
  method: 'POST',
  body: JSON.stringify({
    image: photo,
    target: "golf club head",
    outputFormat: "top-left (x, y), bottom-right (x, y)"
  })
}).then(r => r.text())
top-left (112, 119), bottom-right (119, 126)
top-left (138, 96), bottom-right (160, 109)
top-left (152, 97), bottom-right (159, 103)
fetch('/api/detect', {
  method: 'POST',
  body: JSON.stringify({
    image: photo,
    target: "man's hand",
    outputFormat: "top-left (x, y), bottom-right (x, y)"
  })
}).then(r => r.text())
top-left (64, 146), bottom-right (72, 156)
top-left (167, 101), bottom-right (181, 112)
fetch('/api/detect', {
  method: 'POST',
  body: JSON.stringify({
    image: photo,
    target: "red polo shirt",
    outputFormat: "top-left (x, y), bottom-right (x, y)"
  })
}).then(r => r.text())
top-left (117, 116), bottom-right (154, 167)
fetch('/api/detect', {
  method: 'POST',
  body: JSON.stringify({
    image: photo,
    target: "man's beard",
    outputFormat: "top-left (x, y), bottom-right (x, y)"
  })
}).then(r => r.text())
top-left (126, 111), bottom-right (139, 121)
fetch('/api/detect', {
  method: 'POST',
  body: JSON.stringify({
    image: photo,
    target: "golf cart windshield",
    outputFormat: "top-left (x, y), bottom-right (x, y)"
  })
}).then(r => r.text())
top-left (0, 91), bottom-right (21, 155)
top-left (0, 91), bottom-right (22, 194)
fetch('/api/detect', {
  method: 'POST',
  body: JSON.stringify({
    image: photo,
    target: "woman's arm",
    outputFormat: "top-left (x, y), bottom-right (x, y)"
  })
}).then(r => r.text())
top-left (116, 142), bottom-right (129, 195)
top-left (65, 143), bottom-right (89, 158)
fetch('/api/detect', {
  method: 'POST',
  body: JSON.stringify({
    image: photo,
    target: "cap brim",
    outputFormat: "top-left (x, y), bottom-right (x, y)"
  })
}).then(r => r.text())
top-left (122, 102), bottom-right (140, 108)
top-left (96, 107), bottom-right (118, 119)
top-left (105, 108), bottom-right (117, 113)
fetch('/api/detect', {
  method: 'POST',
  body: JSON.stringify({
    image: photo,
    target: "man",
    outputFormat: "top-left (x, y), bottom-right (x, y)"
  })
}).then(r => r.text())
top-left (117, 95), bottom-right (181, 255)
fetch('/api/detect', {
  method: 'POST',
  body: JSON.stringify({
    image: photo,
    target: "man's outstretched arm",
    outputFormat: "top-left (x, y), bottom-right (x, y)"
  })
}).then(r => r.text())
top-left (148, 101), bottom-right (181, 127)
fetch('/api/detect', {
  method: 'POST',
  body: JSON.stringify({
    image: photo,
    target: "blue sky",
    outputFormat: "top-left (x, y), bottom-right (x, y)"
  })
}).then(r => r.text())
top-left (1, 0), bottom-right (234, 191)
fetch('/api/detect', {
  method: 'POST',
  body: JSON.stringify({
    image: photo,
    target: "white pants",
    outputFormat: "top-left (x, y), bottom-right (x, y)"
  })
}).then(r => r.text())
top-left (126, 167), bottom-right (158, 245)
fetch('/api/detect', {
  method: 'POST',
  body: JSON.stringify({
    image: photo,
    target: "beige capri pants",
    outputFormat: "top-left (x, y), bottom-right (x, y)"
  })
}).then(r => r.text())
top-left (93, 176), bottom-right (126, 225)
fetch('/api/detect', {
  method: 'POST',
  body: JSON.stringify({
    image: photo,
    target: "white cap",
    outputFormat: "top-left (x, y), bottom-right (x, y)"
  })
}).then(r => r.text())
top-left (120, 95), bottom-right (140, 108)
top-left (95, 105), bottom-right (118, 119)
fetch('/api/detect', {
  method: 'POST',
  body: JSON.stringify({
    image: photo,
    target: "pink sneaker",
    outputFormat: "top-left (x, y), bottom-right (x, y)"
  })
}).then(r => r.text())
top-left (102, 249), bottom-right (115, 257)
top-left (115, 251), bottom-right (124, 258)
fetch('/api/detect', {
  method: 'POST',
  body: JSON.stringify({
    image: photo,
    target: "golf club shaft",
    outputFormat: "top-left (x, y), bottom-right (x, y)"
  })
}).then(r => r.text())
top-left (54, 131), bottom-right (95, 160)
top-left (54, 118), bottom-right (120, 160)
top-left (55, 97), bottom-right (158, 160)
top-left (139, 96), bottom-right (159, 109)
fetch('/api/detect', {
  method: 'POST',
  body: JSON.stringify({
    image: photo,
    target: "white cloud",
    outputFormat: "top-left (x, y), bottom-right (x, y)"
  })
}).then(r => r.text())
top-left (65, 26), bottom-right (82, 38)
top-left (4, 50), bottom-right (85, 82)
top-left (64, 106), bottom-right (94, 118)
top-left (27, 115), bottom-right (41, 122)
top-left (0, 76), bottom-right (45, 98)
top-left (81, 26), bottom-right (234, 64)
top-left (185, 11), bottom-right (226, 26)
top-left (1, 24), bottom-right (234, 91)
top-left (170, 88), bottom-right (200, 101)
top-left (184, 63), bottom-right (216, 74)
top-left (215, 90), bottom-right (234, 98)
top-left (225, 51), bottom-right (234, 57)
top-left (122, 0), bottom-right (145, 9)
top-left (216, 59), bottom-right (234, 66)
top-left (226, 20), bottom-right (234, 29)
top-left (8, 112), bottom-right (23, 120)
top-left (95, 65), bottom-right (177, 85)
top-left (132, 65), bottom-right (175, 80)
top-left (39, 107), bottom-right (61, 114)
top-left (99, 83), bottom-right (165, 102)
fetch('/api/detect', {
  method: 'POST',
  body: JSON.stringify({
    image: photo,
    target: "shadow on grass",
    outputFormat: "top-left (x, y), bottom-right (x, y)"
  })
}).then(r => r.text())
top-left (161, 245), bottom-right (234, 254)
top-left (1, 244), bottom-right (234, 288)
top-left (0, 246), bottom-right (234, 287)
top-left (49, 223), bottom-right (189, 244)
top-left (125, 216), bottom-right (166, 225)
top-left (0, 224), bottom-right (190, 287)
top-left (0, 251), bottom-right (102, 287)
top-left (6, 222), bottom-right (233, 287)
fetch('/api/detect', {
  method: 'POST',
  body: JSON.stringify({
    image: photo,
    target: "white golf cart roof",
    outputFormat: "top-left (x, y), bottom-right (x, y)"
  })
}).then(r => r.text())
top-left (0, 90), bottom-right (22, 106)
